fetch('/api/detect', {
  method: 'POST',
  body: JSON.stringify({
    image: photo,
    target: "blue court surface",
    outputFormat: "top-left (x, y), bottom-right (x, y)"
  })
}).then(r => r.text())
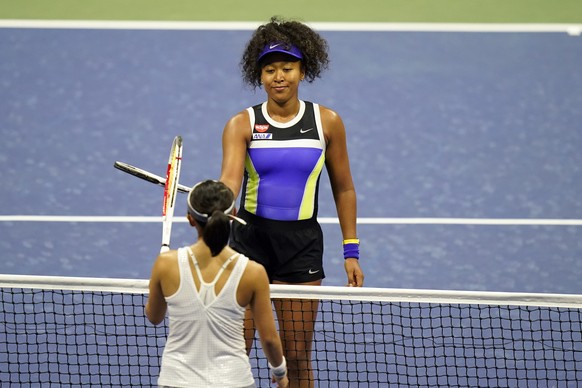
top-left (1, 25), bottom-right (581, 294)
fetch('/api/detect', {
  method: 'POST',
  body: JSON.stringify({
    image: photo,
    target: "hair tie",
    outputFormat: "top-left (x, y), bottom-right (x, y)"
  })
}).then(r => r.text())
top-left (187, 199), bottom-right (236, 223)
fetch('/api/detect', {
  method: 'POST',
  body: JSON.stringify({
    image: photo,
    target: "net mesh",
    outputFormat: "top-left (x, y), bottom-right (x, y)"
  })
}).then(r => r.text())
top-left (1, 275), bottom-right (581, 387)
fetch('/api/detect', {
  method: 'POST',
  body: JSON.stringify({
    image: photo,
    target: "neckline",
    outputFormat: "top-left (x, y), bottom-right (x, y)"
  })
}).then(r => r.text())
top-left (261, 100), bottom-right (305, 128)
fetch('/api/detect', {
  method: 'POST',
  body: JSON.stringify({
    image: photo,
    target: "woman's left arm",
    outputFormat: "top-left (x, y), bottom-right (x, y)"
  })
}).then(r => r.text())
top-left (321, 106), bottom-right (365, 287)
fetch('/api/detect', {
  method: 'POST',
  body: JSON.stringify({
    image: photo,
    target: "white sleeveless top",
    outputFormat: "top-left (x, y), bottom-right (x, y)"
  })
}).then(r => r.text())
top-left (157, 247), bottom-right (255, 387)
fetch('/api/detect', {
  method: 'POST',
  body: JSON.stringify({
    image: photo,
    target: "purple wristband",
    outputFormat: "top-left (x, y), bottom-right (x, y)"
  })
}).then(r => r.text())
top-left (343, 239), bottom-right (360, 259)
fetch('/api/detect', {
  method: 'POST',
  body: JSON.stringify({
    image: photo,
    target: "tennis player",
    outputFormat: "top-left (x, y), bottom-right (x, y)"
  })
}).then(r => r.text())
top-left (145, 180), bottom-right (289, 388)
top-left (220, 16), bottom-right (364, 387)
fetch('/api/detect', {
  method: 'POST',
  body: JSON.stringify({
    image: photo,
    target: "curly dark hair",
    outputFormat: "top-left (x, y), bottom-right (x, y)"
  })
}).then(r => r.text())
top-left (240, 16), bottom-right (330, 89)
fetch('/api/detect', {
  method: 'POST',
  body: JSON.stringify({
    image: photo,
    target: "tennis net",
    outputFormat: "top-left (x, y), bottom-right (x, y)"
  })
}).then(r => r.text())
top-left (1, 274), bottom-right (581, 387)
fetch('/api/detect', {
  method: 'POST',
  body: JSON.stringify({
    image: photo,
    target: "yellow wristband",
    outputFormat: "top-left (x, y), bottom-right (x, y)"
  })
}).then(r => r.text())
top-left (343, 239), bottom-right (360, 245)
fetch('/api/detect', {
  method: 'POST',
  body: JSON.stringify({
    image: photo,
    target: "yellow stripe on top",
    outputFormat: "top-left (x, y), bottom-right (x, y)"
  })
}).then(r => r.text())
top-left (243, 154), bottom-right (259, 214)
top-left (298, 153), bottom-right (326, 219)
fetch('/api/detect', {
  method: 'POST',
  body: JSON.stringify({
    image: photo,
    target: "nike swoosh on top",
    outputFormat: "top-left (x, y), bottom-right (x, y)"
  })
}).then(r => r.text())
top-left (300, 128), bottom-right (314, 134)
top-left (308, 269), bottom-right (320, 274)
top-left (269, 43), bottom-right (283, 49)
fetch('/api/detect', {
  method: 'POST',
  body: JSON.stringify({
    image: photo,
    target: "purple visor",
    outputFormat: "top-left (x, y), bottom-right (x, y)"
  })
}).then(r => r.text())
top-left (258, 43), bottom-right (303, 62)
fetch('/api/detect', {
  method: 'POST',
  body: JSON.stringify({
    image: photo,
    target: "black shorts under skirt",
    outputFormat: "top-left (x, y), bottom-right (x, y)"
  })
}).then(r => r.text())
top-left (229, 208), bottom-right (325, 283)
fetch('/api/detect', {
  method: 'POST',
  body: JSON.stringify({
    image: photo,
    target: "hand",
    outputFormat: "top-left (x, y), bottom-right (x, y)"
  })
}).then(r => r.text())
top-left (273, 375), bottom-right (289, 387)
top-left (344, 258), bottom-right (364, 287)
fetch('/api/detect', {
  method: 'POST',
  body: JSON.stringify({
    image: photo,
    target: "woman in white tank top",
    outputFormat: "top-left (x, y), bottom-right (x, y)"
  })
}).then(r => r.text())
top-left (145, 180), bottom-right (289, 388)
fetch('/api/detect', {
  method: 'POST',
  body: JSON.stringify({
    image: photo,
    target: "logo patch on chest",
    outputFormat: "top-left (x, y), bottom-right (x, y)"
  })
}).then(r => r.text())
top-left (254, 124), bottom-right (269, 133)
top-left (252, 133), bottom-right (273, 140)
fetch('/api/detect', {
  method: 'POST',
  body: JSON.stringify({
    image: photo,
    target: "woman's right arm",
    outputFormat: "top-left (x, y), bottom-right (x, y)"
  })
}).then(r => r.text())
top-left (145, 255), bottom-right (168, 325)
top-left (249, 264), bottom-right (289, 387)
top-left (219, 111), bottom-right (250, 198)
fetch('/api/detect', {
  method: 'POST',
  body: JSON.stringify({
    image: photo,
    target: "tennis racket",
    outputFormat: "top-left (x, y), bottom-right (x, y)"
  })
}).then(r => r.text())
top-left (160, 136), bottom-right (183, 253)
top-left (113, 161), bottom-right (191, 193)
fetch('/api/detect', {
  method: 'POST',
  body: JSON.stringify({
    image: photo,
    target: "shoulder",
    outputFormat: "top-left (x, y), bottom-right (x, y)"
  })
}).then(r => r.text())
top-left (223, 109), bottom-right (252, 135)
top-left (316, 104), bottom-right (345, 141)
top-left (234, 256), bottom-right (270, 308)
top-left (226, 108), bottom-right (252, 126)
top-left (241, 258), bottom-right (269, 287)
top-left (152, 249), bottom-right (179, 273)
top-left (243, 258), bottom-right (268, 278)
top-left (317, 104), bottom-right (342, 122)
top-left (159, 248), bottom-right (179, 262)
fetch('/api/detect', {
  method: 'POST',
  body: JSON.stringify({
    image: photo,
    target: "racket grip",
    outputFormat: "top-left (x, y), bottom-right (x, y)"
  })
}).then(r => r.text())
top-left (160, 245), bottom-right (170, 253)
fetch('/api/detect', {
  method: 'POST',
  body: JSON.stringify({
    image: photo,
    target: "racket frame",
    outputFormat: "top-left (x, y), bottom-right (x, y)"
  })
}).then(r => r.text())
top-left (114, 161), bottom-right (191, 193)
top-left (160, 136), bottom-right (183, 253)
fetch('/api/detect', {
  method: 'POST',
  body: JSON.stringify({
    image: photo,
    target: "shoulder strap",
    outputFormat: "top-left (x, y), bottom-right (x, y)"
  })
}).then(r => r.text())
top-left (211, 252), bottom-right (239, 284)
top-left (186, 247), bottom-right (205, 283)
top-left (311, 102), bottom-right (326, 152)
top-left (186, 248), bottom-right (239, 286)
top-left (177, 247), bottom-right (190, 273)
top-left (247, 106), bottom-right (256, 133)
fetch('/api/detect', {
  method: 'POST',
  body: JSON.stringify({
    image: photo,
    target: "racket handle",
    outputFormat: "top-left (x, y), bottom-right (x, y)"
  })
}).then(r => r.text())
top-left (160, 245), bottom-right (170, 253)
